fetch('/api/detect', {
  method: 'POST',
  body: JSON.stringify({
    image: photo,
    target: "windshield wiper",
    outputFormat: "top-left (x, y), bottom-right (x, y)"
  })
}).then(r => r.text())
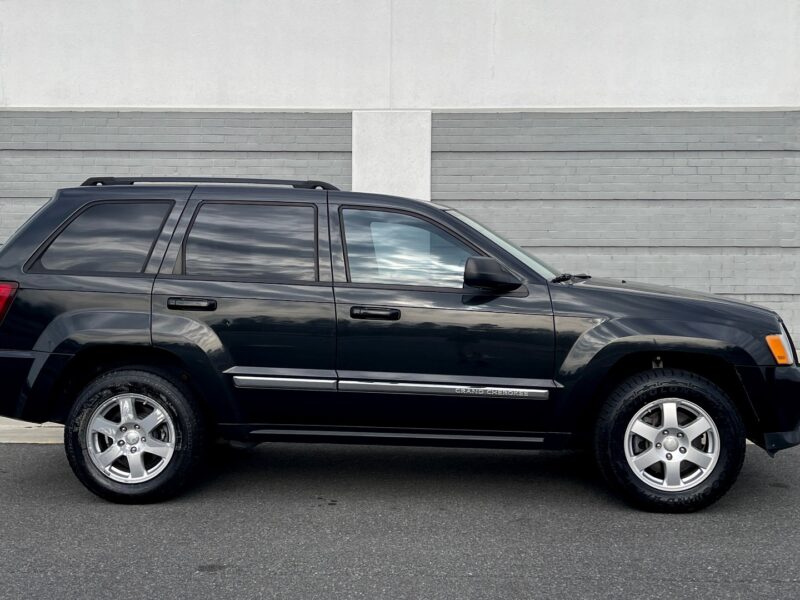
top-left (551, 273), bottom-right (592, 283)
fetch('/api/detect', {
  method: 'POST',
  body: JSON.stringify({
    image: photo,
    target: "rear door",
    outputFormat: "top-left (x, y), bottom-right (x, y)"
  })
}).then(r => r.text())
top-left (151, 186), bottom-right (336, 424)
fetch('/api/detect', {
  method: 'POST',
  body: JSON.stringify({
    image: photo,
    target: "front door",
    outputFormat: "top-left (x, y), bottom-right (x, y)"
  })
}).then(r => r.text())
top-left (329, 196), bottom-right (555, 433)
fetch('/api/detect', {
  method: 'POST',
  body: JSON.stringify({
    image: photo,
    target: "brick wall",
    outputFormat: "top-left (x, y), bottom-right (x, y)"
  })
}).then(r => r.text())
top-left (0, 111), bottom-right (352, 241)
top-left (1, 109), bottom-right (798, 338)
top-left (432, 112), bottom-right (800, 337)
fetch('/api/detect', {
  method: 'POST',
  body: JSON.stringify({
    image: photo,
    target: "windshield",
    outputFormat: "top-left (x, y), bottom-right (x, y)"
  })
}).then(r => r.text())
top-left (447, 210), bottom-right (560, 280)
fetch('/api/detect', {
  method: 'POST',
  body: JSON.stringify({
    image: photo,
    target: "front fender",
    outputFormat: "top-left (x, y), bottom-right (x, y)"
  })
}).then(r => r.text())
top-left (552, 316), bottom-right (767, 429)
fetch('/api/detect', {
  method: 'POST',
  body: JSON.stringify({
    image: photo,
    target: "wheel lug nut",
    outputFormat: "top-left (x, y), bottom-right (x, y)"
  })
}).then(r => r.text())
top-left (130, 447), bottom-right (137, 453)
top-left (655, 443), bottom-right (662, 448)
top-left (141, 437), bottom-right (146, 442)
top-left (134, 424), bottom-right (140, 430)
top-left (677, 432), bottom-right (684, 438)
top-left (117, 440), bottom-right (124, 446)
top-left (679, 447), bottom-right (686, 454)
top-left (120, 426), bottom-right (127, 432)
top-left (666, 453), bottom-right (673, 460)
top-left (662, 430), bottom-right (669, 436)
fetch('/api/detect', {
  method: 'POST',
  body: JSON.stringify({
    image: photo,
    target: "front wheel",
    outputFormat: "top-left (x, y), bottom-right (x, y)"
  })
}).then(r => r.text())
top-left (65, 368), bottom-right (206, 503)
top-left (594, 368), bottom-right (746, 512)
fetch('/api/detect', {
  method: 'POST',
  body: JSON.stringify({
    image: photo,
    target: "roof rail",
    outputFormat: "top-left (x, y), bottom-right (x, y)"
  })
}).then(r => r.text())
top-left (80, 177), bottom-right (340, 191)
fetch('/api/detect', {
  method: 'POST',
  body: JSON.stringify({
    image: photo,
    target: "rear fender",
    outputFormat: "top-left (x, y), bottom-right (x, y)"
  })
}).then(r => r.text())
top-left (19, 310), bottom-right (240, 423)
top-left (151, 312), bottom-right (241, 422)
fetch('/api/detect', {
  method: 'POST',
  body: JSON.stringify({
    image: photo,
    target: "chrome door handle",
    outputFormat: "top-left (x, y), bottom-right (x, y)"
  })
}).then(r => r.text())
top-left (167, 297), bottom-right (217, 311)
top-left (350, 306), bottom-right (401, 321)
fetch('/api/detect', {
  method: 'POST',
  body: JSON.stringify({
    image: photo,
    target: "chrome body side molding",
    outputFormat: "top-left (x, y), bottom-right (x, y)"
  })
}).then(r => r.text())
top-left (231, 374), bottom-right (550, 399)
top-left (337, 380), bottom-right (549, 399)
top-left (232, 376), bottom-right (337, 391)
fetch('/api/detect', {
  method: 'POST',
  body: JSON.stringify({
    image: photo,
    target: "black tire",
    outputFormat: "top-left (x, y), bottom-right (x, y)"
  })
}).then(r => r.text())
top-left (594, 368), bottom-right (746, 512)
top-left (64, 367), bottom-right (206, 503)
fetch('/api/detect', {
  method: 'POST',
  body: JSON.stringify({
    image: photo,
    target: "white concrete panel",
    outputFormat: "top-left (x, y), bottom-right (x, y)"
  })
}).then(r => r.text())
top-left (352, 111), bottom-right (431, 200)
top-left (390, 0), bottom-right (800, 109)
top-left (0, 0), bottom-right (797, 109)
top-left (0, 0), bottom-right (392, 109)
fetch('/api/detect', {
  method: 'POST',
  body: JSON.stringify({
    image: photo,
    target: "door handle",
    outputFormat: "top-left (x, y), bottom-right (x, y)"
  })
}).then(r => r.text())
top-left (167, 297), bottom-right (218, 311)
top-left (350, 306), bottom-right (401, 321)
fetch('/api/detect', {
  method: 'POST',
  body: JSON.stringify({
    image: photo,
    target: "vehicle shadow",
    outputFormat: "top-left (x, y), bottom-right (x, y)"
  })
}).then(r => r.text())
top-left (185, 441), bottom-right (800, 513)
top-left (197, 442), bottom-right (608, 495)
top-left (6, 441), bottom-right (793, 513)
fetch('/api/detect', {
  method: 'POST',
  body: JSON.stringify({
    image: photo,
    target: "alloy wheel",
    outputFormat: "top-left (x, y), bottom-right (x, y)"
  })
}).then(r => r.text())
top-left (85, 393), bottom-right (176, 484)
top-left (624, 397), bottom-right (720, 492)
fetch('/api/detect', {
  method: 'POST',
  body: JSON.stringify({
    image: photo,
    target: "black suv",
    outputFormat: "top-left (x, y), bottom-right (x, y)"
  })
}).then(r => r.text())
top-left (0, 177), bottom-right (798, 511)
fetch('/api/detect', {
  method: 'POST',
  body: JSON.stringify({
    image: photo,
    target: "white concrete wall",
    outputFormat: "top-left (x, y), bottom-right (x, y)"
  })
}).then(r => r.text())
top-left (1, 0), bottom-right (797, 110)
top-left (352, 111), bottom-right (431, 200)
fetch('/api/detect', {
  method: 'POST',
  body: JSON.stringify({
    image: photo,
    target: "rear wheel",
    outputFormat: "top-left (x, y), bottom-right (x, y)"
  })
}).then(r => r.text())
top-left (594, 368), bottom-right (746, 512)
top-left (65, 368), bottom-right (206, 503)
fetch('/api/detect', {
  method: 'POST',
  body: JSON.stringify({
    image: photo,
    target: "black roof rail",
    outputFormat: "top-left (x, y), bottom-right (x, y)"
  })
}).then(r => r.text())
top-left (80, 177), bottom-right (340, 191)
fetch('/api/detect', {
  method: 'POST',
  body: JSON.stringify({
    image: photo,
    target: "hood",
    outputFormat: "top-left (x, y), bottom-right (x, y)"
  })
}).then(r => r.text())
top-left (562, 277), bottom-right (778, 322)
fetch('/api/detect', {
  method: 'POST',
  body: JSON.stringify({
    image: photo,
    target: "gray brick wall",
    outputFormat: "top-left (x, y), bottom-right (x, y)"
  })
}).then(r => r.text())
top-left (0, 111), bottom-right (351, 240)
top-left (432, 112), bottom-right (800, 338)
top-left (3, 108), bottom-right (799, 341)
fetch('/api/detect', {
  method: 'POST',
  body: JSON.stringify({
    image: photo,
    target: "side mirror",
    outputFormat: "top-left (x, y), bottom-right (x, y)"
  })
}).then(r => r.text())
top-left (464, 256), bottom-right (522, 293)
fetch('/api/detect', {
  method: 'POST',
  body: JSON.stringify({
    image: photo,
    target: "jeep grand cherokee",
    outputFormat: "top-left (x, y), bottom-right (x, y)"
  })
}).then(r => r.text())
top-left (0, 176), bottom-right (797, 511)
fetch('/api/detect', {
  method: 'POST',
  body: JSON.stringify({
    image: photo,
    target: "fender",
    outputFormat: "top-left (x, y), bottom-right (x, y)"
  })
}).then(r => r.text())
top-left (151, 311), bottom-right (242, 422)
top-left (552, 316), bottom-right (768, 429)
top-left (17, 309), bottom-right (241, 423)
top-left (14, 309), bottom-right (153, 421)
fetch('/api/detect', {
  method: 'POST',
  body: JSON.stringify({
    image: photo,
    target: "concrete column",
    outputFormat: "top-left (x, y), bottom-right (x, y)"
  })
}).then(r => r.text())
top-left (352, 110), bottom-right (432, 201)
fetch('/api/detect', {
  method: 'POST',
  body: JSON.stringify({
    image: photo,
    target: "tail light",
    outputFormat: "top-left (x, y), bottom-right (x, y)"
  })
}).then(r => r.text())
top-left (0, 282), bottom-right (18, 324)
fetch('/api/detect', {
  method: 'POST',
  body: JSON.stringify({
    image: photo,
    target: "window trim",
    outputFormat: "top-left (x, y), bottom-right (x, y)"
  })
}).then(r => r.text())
top-left (25, 199), bottom-right (174, 277)
top-left (179, 200), bottom-right (320, 285)
top-left (338, 205), bottom-right (486, 292)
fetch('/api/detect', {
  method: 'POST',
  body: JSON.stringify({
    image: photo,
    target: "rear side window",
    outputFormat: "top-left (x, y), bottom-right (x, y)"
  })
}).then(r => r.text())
top-left (183, 202), bottom-right (317, 282)
top-left (37, 202), bottom-right (171, 274)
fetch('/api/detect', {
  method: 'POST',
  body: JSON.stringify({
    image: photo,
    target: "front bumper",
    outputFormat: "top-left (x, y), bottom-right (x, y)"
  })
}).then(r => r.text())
top-left (764, 429), bottom-right (800, 454)
top-left (738, 365), bottom-right (800, 454)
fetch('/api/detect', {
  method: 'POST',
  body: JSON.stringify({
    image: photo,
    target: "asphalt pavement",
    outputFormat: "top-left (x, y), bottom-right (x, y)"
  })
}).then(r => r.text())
top-left (0, 442), bottom-right (799, 599)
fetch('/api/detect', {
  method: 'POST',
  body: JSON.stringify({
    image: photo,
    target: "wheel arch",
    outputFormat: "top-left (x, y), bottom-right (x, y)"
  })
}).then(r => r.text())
top-left (38, 344), bottom-right (238, 427)
top-left (573, 350), bottom-right (760, 442)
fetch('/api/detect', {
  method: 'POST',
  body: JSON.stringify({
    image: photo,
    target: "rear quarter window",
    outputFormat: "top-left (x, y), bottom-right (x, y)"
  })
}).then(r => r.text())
top-left (35, 201), bottom-right (171, 274)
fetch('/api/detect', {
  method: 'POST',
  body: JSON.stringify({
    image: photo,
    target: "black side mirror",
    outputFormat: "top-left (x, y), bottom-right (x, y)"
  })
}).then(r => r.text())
top-left (464, 256), bottom-right (522, 293)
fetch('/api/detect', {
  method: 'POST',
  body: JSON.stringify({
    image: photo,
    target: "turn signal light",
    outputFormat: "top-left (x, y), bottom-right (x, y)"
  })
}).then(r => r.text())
top-left (766, 333), bottom-right (793, 365)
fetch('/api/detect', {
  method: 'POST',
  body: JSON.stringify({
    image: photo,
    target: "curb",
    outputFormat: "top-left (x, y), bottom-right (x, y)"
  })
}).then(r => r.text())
top-left (0, 418), bottom-right (63, 444)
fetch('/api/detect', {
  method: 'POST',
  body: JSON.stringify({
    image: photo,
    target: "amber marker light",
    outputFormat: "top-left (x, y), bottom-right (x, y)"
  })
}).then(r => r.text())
top-left (766, 333), bottom-right (793, 365)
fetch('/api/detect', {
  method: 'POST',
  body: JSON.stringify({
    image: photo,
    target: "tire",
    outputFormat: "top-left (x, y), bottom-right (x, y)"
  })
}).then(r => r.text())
top-left (593, 368), bottom-right (746, 512)
top-left (64, 367), bottom-right (206, 503)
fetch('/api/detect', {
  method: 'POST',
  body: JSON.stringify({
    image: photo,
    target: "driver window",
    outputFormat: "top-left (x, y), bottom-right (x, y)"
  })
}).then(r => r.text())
top-left (342, 209), bottom-right (474, 288)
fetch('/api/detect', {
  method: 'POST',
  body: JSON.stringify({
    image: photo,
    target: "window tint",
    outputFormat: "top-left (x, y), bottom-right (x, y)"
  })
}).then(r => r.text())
top-left (184, 203), bottom-right (317, 281)
top-left (342, 209), bottom-right (474, 287)
top-left (39, 202), bottom-right (170, 273)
